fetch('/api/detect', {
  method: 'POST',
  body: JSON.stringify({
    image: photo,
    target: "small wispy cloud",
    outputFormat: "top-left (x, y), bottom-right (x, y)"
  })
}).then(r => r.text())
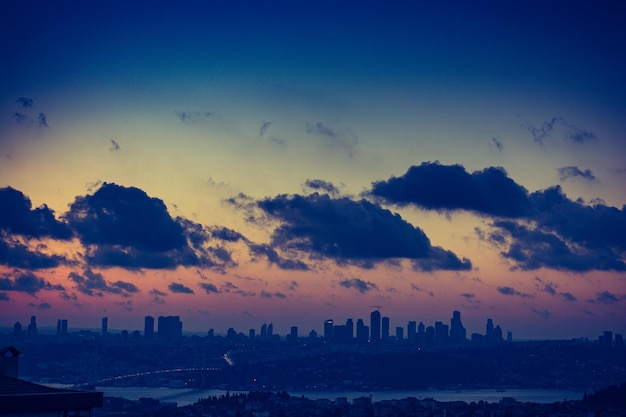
top-left (497, 286), bottom-right (532, 298)
top-left (339, 278), bottom-right (378, 294)
top-left (557, 166), bottom-right (596, 182)
top-left (17, 97), bottom-right (33, 107)
top-left (259, 121), bottom-right (272, 137)
top-left (109, 139), bottom-right (121, 152)
top-left (168, 282), bottom-right (194, 294)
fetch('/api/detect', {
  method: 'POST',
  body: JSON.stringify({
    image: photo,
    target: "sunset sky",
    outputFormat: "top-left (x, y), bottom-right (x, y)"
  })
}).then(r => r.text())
top-left (1, 1), bottom-right (625, 340)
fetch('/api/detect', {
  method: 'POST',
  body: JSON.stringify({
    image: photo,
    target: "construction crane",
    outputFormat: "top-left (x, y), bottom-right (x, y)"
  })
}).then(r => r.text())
top-left (369, 305), bottom-right (382, 311)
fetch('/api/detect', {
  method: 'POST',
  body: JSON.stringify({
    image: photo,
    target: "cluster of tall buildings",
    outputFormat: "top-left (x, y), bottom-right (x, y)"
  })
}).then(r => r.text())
top-left (323, 310), bottom-right (507, 345)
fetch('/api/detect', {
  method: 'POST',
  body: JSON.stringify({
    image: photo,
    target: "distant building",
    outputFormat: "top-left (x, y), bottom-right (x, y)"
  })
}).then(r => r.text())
top-left (157, 316), bottom-right (182, 342)
top-left (102, 317), bottom-right (108, 336)
top-left (381, 316), bottom-right (390, 340)
top-left (449, 310), bottom-right (467, 344)
top-left (407, 321), bottom-right (416, 342)
top-left (356, 319), bottom-right (369, 343)
top-left (144, 315), bottom-right (155, 338)
top-left (324, 319), bottom-right (334, 340)
top-left (599, 331), bottom-right (613, 347)
top-left (26, 316), bottom-right (37, 340)
top-left (395, 326), bottom-right (404, 340)
top-left (370, 310), bottom-right (381, 342)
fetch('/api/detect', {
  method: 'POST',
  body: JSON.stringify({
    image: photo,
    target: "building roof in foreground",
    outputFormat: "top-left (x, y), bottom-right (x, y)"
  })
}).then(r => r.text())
top-left (0, 375), bottom-right (103, 414)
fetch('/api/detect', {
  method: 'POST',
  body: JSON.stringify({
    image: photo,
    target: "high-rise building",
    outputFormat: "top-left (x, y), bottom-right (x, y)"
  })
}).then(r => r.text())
top-left (356, 319), bottom-right (369, 343)
top-left (61, 319), bottom-right (68, 336)
top-left (267, 323), bottom-right (274, 337)
top-left (381, 316), bottom-right (390, 340)
top-left (407, 321), bottom-right (417, 342)
top-left (395, 326), bottom-right (404, 340)
top-left (370, 310), bottom-right (381, 342)
top-left (157, 316), bottom-right (182, 342)
top-left (27, 316), bottom-right (37, 340)
top-left (144, 316), bottom-right (154, 338)
top-left (346, 319), bottom-right (354, 340)
top-left (102, 317), bottom-right (108, 336)
top-left (261, 323), bottom-right (267, 338)
top-left (324, 319), bottom-right (334, 340)
top-left (290, 326), bottom-right (298, 340)
top-left (449, 310), bottom-right (466, 344)
top-left (249, 329), bottom-right (255, 339)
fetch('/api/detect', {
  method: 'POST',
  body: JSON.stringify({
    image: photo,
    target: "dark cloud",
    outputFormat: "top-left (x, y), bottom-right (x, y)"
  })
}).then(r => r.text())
top-left (537, 279), bottom-right (577, 302)
top-left (461, 293), bottom-right (475, 299)
top-left (29, 302), bottom-right (51, 310)
top-left (168, 282), bottom-right (194, 294)
top-left (523, 117), bottom-right (562, 145)
top-left (109, 139), bottom-right (121, 152)
top-left (491, 137), bottom-right (503, 151)
top-left (220, 282), bottom-right (255, 297)
top-left (260, 290), bottom-right (287, 299)
top-left (153, 296), bottom-right (166, 304)
top-left (0, 239), bottom-right (66, 269)
top-left (523, 117), bottom-right (596, 145)
top-left (13, 112), bottom-right (28, 123)
top-left (497, 286), bottom-right (532, 298)
top-left (249, 243), bottom-right (309, 271)
top-left (372, 163), bottom-right (625, 272)
top-left (208, 226), bottom-right (245, 242)
top-left (149, 288), bottom-right (167, 296)
top-left (37, 112), bottom-right (48, 128)
top-left (175, 110), bottom-right (212, 123)
top-left (0, 292), bottom-right (10, 301)
top-left (0, 271), bottom-right (64, 295)
top-left (257, 193), bottom-right (470, 270)
top-left (531, 308), bottom-right (550, 319)
top-left (17, 97), bottom-right (33, 107)
top-left (0, 187), bottom-right (72, 239)
top-left (557, 166), bottom-right (596, 182)
top-left (199, 282), bottom-right (219, 294)
top-left (370, 162), bottom-right (530, 217)
top-left (68, 269), bottom-right (137, 297)
top-left (594, 291), bottom-right (622, 304)
top-left (338, 278), bottom-right (378, 294)
top-left (304, 179), bottom-right (339, 196)
top-left (64, 183), bottom-right (205, 269)
top-left (259, 121), bottom-right (272, 137)
top-left (305, 121), bottom-right (358, 156)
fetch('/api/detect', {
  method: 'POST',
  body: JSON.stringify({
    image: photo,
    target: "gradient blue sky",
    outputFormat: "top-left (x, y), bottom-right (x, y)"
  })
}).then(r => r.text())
top-left (1, 1), bottom-right (625, 339)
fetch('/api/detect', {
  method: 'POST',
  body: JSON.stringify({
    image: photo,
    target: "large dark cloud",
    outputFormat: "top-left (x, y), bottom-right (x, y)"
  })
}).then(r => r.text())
top-left (257, 193), bottom-right (470, 270)
top-left (0, 271), bottom-right (64, 295)
top-left (371, 162), bottom-right (625, 272)
top-left (370, 162), bottom-right (530, 217)
top-left (63, 183), bottom-right (204, 269)
top-left (0, 187), bottom-right (72, 239)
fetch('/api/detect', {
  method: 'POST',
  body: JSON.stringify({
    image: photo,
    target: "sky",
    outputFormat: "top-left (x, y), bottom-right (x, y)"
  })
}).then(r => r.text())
top-left (1, 1), bottom-right (625, 340)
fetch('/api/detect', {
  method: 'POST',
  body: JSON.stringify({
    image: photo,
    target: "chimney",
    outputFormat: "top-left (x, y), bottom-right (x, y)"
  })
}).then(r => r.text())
top-left (0, 346), bottom-right (20, 378)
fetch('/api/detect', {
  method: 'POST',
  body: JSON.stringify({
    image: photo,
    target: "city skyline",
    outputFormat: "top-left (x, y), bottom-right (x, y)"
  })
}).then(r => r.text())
top-left (5, 309), bottom-right (623, 346)
top-left (1, 2), bottom-right (625, 340)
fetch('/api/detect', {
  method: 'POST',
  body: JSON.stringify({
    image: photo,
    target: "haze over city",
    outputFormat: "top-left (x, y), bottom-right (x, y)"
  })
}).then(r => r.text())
top-left (1, 1), bottom-right (625, 341)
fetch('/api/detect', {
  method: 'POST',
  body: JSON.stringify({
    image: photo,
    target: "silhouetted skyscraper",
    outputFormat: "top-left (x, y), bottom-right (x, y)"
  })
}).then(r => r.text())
top-left (157, 316), bottom-right (182, 342)
top-left (370, 310), bottom-right (381, 342)
top-left (346, 319), bottom-right (354, 340)
top-left (290, 326), bottom-right (298, 340)
top-left (324, 319), bottom-right (333, 340)
top-left (144, 316), bottom-right (154, 338)
top-left (261, 323), bottom-right (267, 338)
top-left (395, 326), bottom-right (404, 340)
top-left (407, 321), bottom-right (417, 342)
top-left (102, 317), bottom-right (108, 336)
top-left (27, 316), bottom-right (37, 340)
top-left (382, 316), bottom-right (390, 340)
top-left (356, 319), bottom-right (369, 342)
top-left (449, 310), bottom-right (466, 344)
